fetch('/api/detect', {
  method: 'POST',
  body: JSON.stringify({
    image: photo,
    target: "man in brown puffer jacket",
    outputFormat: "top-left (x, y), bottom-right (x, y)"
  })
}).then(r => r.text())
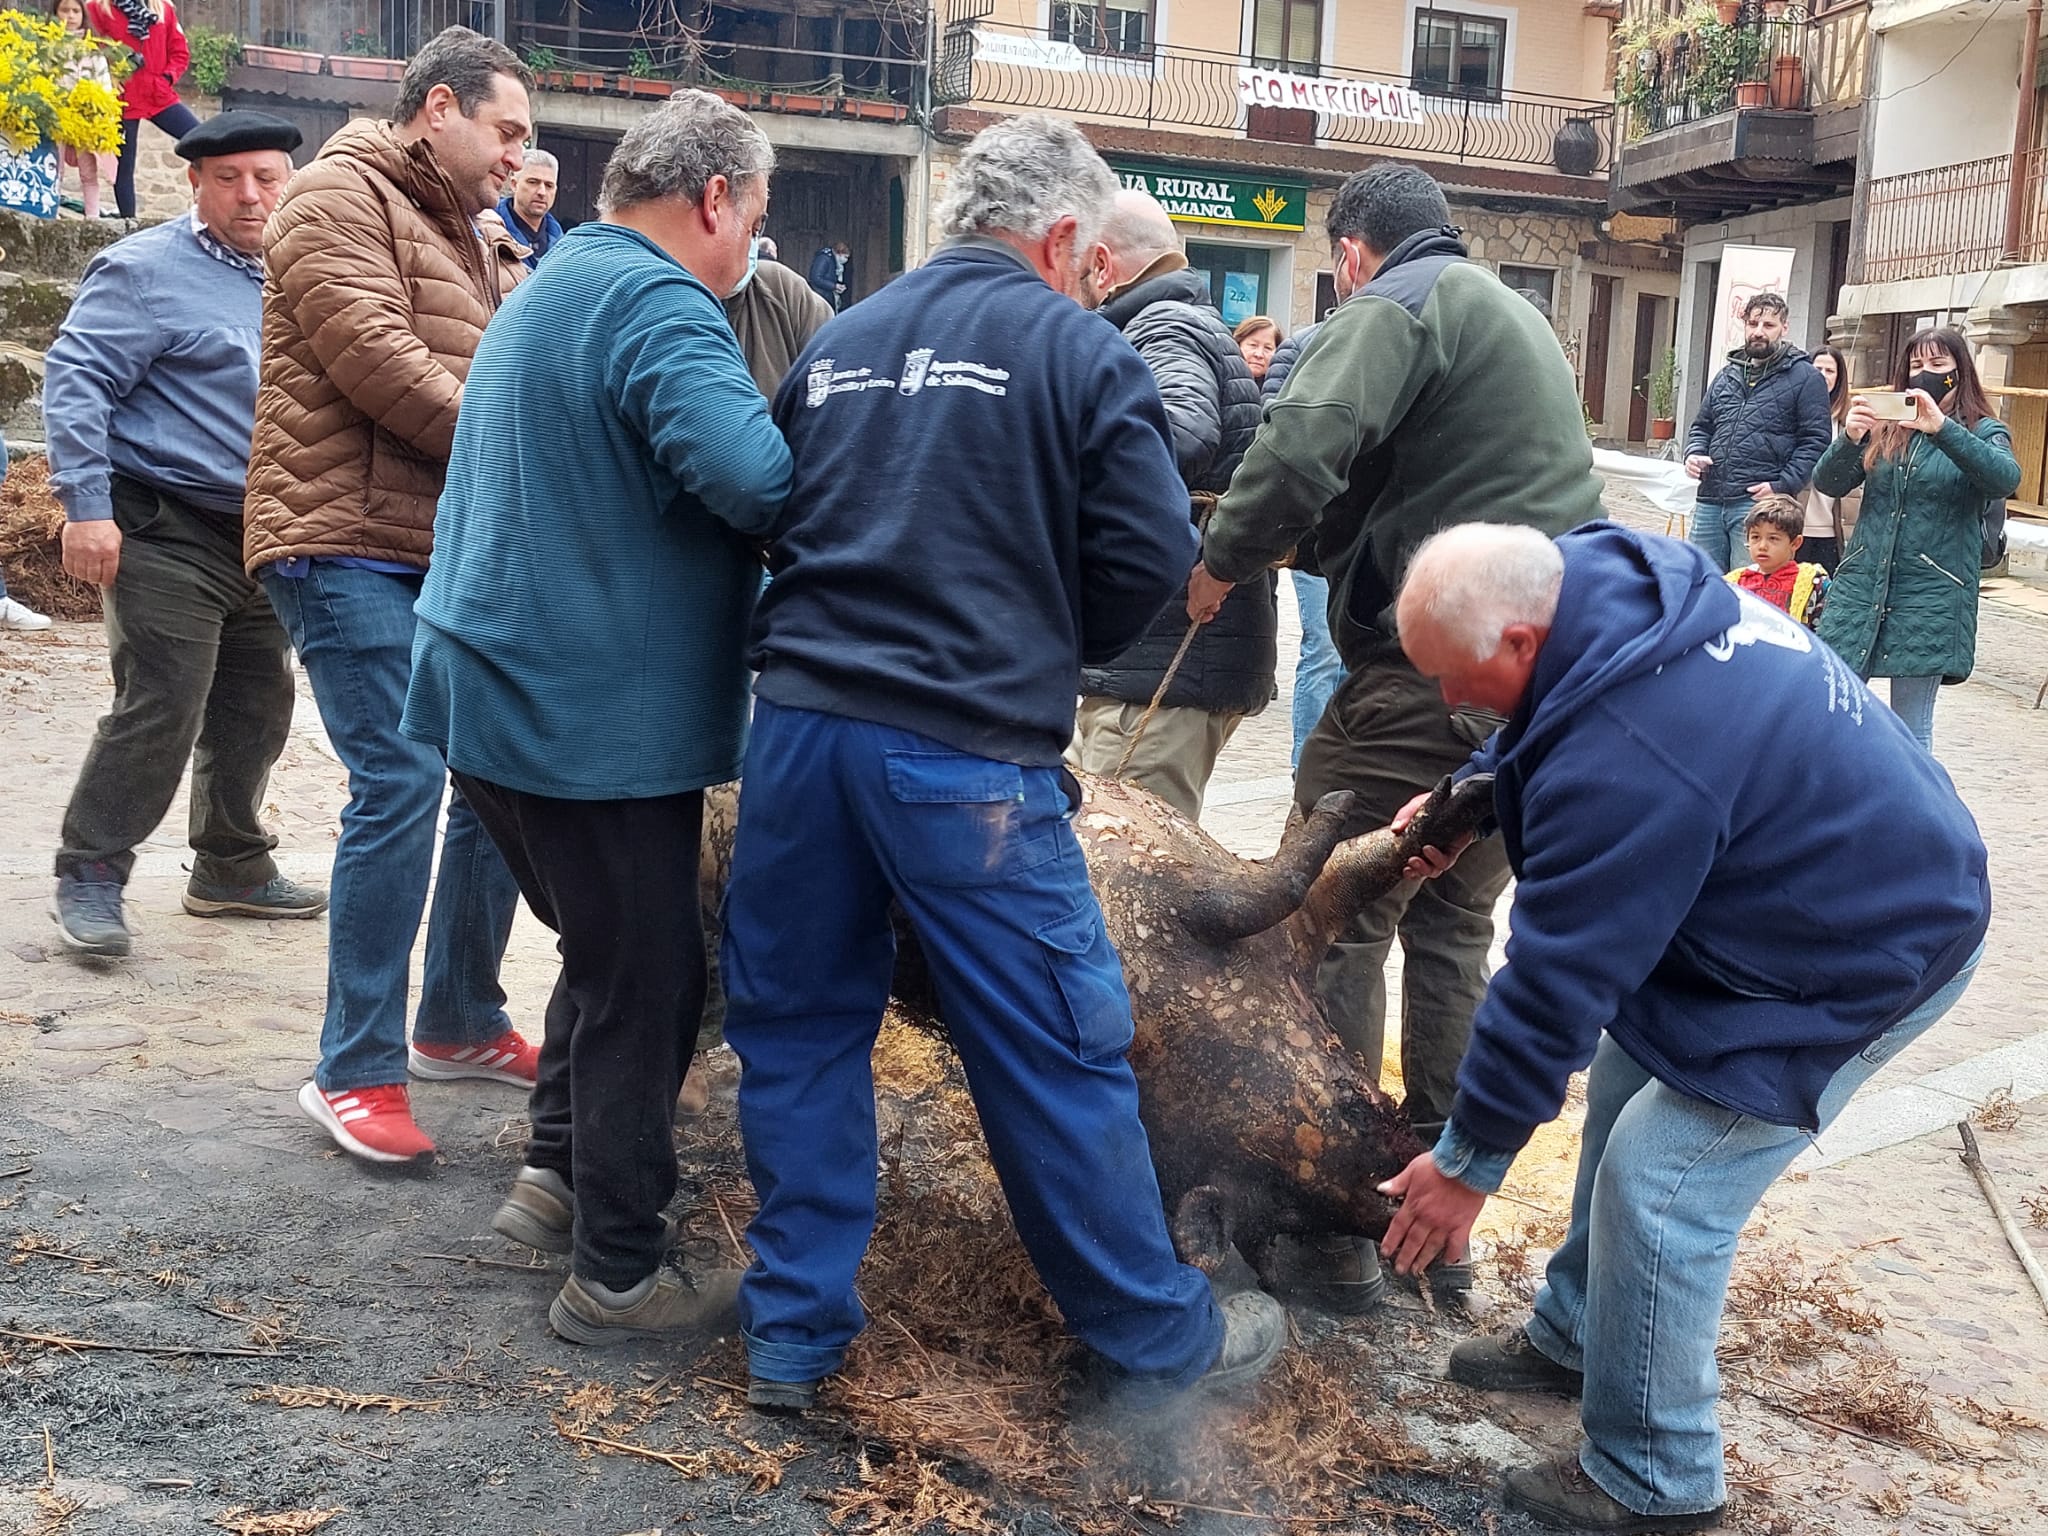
top-left (244, 26), bottom-right (540, 1168)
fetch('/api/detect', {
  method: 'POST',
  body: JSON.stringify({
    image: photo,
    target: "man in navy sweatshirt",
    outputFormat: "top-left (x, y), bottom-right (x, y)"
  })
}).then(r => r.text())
top-left (720, 114), bottom-right (1286, 1415)
top-left (1375, 522), bottom-right (1988, 1534)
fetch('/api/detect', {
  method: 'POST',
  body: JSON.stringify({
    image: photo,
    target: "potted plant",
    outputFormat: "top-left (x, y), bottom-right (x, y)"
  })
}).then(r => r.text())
top-left (1715, 0), bottom-right (1740, 22)
top-left (1648, 349), bottom-right (1678, 440)
top-left (242, 43), bottom-right (323, 73)
top-left (1735, 78), bottom-right (1769, 107)
top-left (0, 10), bottom-right (123, 219)
top-left (1769, 48), bottom-right (1806, 108)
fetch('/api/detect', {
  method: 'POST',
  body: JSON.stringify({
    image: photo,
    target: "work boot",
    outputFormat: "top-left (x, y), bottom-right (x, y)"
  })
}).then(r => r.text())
top-left (1504, 1452), bottom-right (1725, 1533)
top-left (1449, 1324), bottom-right (1584, 1397)
top-left (747, 1375), bottom-right (819, 1414)
top-left (51, 865), bottom-right (130, 957)
top-left (491, 1166), bottom-right (683, 1256)
top-left (1189, 1287), bottom-right (1287, 1399)
top-left (548, 1265), bottom-right (741, 1346)
top-left (182, 872), bottom-right (328, 919)
top-left (1259, 1233), bottom-right (1389, 1316)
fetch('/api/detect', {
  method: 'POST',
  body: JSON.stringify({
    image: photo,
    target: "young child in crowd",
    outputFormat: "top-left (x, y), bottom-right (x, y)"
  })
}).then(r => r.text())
top-left (1726, 494), bottom-right (1830, 629)
top-left (51, 0), bottom-right (116, 220)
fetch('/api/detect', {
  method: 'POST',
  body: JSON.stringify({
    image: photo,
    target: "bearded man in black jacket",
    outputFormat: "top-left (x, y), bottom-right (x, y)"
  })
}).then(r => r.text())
top-left (1067, 190), bottom-right (1273, 822)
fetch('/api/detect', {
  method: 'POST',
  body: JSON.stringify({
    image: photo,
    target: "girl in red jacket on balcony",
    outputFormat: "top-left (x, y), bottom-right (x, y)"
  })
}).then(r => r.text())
top-left (86, 0), bottom-right (200, 218)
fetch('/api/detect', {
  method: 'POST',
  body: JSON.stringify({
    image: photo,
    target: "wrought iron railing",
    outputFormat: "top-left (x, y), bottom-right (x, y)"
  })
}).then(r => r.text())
top-left (214, 1), bottom-right (924, 108)
top-left (935, 18), bottom-right (1613, 178)
top-left (1856, 156), bottom-right (2009, 284)
top-left (1617, 3), bottom-right (1863, 141)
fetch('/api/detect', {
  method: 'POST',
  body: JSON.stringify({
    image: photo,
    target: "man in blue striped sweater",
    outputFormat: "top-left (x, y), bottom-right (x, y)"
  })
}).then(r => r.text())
top-left (403, 92), bottom-right (789, 1345)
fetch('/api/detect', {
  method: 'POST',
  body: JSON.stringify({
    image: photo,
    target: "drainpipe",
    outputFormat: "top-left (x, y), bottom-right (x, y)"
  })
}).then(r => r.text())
top-left (2007, 0), bottom-right (2045, 260)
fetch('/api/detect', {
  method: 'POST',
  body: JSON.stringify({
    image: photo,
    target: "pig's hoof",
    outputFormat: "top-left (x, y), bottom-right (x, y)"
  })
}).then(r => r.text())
top-left (1171, 1186), bottom-right (1231, 1273)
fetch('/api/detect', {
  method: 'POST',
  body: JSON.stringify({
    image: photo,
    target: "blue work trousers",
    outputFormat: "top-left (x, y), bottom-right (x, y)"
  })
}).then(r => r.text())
top-left (262, 564), bottom-right (519, 1091)
top-left (721, 698), bottom-right (1223, 1390)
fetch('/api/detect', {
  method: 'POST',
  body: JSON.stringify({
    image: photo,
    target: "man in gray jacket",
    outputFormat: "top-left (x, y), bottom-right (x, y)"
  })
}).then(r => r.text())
top-left (1068, 190), bottom-right (1272, 821)
top-left (46, 111), bottom-right (326, 959)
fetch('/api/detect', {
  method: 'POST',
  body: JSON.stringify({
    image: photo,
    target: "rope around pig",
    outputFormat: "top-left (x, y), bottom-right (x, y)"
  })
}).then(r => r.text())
top-left (1112, 492), bottom-right (1218, 780)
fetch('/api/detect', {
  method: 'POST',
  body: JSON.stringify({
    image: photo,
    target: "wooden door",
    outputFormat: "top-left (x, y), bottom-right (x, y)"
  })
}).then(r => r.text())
top-left (769, 170), bottom-right (855, 302)
top-left (1583, 274), bottom-right (1616, 429)
top-left (1628, 291), bottom-right (1659, 442)
top-left (2011, 342), bottom-right (2048, 507)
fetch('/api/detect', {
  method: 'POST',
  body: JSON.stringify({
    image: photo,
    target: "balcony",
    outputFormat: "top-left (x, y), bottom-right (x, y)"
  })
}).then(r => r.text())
top-left (932, 12), bottom-right (1615, 187)
top-left (1610, 0), bottom-right (1867, 219)
top-left (1856, 153), bottom-right (2048, 285)
top-left (212, 0), bottom-right (923, 123)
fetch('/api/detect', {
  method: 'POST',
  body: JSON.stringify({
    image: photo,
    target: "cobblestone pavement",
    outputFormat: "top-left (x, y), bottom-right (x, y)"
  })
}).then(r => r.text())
top-left (1, 467), bottom-right (2044, 1533)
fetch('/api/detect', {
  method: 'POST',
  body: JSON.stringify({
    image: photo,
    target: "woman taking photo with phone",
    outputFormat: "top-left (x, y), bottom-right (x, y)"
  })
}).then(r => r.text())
top-left (1813, 327), bottom-right (2019, 751)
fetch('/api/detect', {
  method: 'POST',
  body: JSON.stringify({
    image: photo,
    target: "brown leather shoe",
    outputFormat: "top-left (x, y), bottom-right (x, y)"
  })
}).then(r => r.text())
top-left (1504, 1453), bottom-right (1724, 1533)
top-left (491, 1166), bottom-right (681, 1256)
top-left (548, 1266), bottom-right (741, 1346)
top-left (1449, 1324), bottom-right (1585, 1397)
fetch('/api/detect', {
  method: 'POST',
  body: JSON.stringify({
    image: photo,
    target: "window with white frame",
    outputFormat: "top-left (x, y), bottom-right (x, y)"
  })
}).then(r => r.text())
top-left (1412, 8), bottom-right (1506, 100)
top-left (1498, 263), bottom-right (1556, 318)
top-left (1052, 0), bottom-right (1153, 56)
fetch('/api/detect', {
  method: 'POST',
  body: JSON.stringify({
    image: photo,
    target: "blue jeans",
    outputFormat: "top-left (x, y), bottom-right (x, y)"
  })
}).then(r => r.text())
top-left (721, 698), bottom-right (1222, 1389)
top-left (1688, 498), bottom-right (1755, 574)
top-left (262, 565), bottom-right (520, 1092)
top-left (1290, 571), bottom-right (1344, 770)
top-left (1522, 945), bottom-right (1980, 1514)
top-left (1884, 674), bottom-right (1940, 751)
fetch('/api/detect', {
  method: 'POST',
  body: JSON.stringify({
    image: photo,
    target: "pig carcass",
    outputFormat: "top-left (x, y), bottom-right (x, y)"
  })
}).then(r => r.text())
top-left (701, 769), bottom-right (1496, 1277)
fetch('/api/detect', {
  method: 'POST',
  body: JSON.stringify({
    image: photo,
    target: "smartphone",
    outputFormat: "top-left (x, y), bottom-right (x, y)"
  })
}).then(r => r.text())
top-left (1862, 391), bottom-right (1917, 422)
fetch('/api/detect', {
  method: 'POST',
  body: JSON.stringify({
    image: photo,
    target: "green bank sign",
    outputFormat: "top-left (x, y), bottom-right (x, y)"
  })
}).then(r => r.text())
top-left (1110, 163), bottom-right (1308, 233)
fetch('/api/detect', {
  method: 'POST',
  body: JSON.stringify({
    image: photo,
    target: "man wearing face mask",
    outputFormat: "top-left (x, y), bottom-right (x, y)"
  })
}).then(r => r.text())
top-left (1682, 291), bottom-right (1833, 574)
top-left (404, 91), bottom-right (790, 1343)
top-left (725, 232), bottom-right (833, 398)
top-left (1067, 189), bottom-right (1269, 823)
top-left (1185, 164), bottom-right (1603, 1310)
top-left (718, 114), bottom-right (1285, 1414)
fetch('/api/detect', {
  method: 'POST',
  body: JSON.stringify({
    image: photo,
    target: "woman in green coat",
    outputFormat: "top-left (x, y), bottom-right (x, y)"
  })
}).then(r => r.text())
top-left (1813, 327), bottom-right (2019, 750)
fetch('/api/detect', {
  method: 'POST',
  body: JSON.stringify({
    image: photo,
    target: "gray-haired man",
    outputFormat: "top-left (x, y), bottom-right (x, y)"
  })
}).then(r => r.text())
top-left (497, 147), bottom-right (563, 268)
top-left (720, 113), bottom-right (1285, 1414)
top-left (404, 90), bottom-right (787, 1345)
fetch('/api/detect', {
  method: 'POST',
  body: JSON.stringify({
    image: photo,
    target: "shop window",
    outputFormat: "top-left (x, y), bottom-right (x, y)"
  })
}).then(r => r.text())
top-left (1412, 9), bottom-right (1505, 102)
top-left (1499, 263), bottom-right (1556, 319)
top-left (1252, 0), bottom-right (1321, 70)
top-left (1052, 0), bottom-right (1153, 56)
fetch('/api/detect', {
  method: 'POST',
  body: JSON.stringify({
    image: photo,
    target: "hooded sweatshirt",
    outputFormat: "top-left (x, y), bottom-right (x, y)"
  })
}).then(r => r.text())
top-left (1444, 524), bottom-right (1989, 1167)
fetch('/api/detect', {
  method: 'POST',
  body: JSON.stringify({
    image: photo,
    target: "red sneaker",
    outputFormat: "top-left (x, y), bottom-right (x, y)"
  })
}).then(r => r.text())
top-left (298, 1082), bottom-right (436, 1163)
top-left (407, 1029), bottom-right (540, 1087)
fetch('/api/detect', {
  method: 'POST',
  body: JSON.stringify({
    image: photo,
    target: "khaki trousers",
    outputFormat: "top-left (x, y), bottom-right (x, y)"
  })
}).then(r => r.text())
top-left (1069, 697), bottom-right (1243, 822)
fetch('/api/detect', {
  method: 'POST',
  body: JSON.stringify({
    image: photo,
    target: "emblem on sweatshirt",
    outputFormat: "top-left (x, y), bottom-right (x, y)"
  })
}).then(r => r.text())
top-left (805, 357), bottom-right (833, 409)
top-left (1706, 591), bottom-right (1813, 661)
top-left (899, 348), bottom-right (934, 395)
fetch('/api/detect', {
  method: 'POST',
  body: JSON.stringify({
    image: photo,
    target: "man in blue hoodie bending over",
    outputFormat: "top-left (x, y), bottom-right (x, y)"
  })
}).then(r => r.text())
top-left (1375, 522), bottom-right (1988, 1535)
top-left (719, 114), bottom-right (1286, 1416)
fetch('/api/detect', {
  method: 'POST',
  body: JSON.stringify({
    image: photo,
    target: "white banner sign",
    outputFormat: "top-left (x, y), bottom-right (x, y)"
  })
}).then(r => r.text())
top-left (1237, 68), bottom-right (1427, 124)
top-left (975, 32), bottom-right (1087, 72)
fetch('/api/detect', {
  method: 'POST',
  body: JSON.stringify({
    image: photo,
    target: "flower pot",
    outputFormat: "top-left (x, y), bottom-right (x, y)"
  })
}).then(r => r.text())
top-left (327, 55), bottom-right (405, 81)
top-left (845, 99), bottom-right (906, 121)
top-left (1769, 53), bottom-right (1805, 109)
top-left (1552, 116), bottom-right (1602, 177)
top-left (621, 76), bottom-right (673, 97)
top-left (1735, 79), bottom-right (1769, 108)
top-left (0, 138), bottom-right (59, 219)
top-left (570, 71), bottom-right (605, 91)
top-left (773, 93), bottom-right (826, 113)
top-left (1649, 417), bottom-right (1676, 441)
top-left (243, 45), bottom-right (324, 74)
top-left (1762, 0), bottom-right (1788, 13)
top-left (1715, 0), bottom-right (1741, 22)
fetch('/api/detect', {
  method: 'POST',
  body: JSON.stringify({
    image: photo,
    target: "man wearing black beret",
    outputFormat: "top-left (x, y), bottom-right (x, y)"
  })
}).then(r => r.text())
top-left (45, 109), bottom-right (323, 959)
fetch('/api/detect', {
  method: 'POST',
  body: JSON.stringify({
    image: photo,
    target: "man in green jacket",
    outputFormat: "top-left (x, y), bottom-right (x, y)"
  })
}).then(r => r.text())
top-left (1187, 163), bottom-right (1602, 1307)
